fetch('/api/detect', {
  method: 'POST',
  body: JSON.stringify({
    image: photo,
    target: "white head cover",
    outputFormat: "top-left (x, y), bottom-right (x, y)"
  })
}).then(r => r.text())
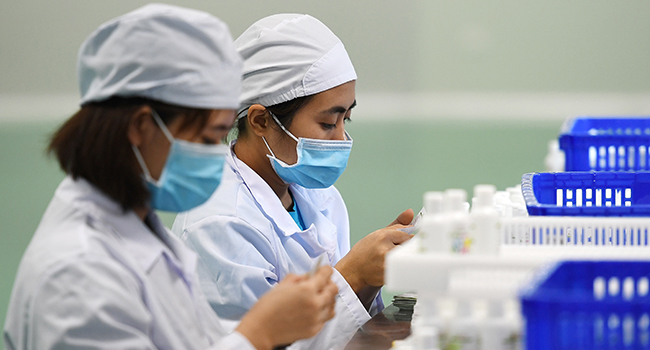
top-left (236, 14), bottom-right (356, 116)
top-left (78, 3), bottom-right (242, 109)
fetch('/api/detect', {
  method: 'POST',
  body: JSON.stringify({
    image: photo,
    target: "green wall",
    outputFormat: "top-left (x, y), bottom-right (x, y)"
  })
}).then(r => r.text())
top-left (2, 1), bottom-right (650, 95)
top-left (0, 118), bottom-right (560, 344)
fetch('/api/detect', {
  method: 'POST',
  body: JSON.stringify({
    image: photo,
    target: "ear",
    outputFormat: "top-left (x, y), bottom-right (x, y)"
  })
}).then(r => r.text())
top-left (246, 104), bottom-right (272, 137)
top-left (127, 106), bottom-right (154, 147)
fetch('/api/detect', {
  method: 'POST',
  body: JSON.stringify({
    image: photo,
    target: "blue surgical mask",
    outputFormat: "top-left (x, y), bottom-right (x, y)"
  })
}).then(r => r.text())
top-left (263, 112), bottom-right (353, 189)
top-left (132, 110), bottom-right (228, 212)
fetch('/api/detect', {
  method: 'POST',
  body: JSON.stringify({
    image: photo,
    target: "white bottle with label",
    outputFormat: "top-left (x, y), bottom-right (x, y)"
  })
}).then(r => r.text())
top-left (469, 184), bottom-right (501, 255)
top-left (412, 295), bottom-right (446, 345)
top-left (444, 189), bottom-right (471, 254)
top-left (480, 300), bottom-right (522, 350)
top-left (419, 191), bottom-right (449, 253)
top-left (448, 299), bottom-right (480, 350)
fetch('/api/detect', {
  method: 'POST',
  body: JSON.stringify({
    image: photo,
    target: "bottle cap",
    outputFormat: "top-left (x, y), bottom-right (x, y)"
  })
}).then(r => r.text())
top-left (444, 189), bottom-right (467, 212)
top-left (473, 184), bottom-right (496, 209)
top-left (423, 191), bottom-right (443, 214)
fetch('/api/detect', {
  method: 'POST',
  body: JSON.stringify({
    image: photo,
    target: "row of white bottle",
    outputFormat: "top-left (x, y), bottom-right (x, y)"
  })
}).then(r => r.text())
top-left (393, 298), bottom-right (522, 350)
top-left (419, 184), bottom-right (527, 255)
top-left (392, 185), bottom-right (526, 350)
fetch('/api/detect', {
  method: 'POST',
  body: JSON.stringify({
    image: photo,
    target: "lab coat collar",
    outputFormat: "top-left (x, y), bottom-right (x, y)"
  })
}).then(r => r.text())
top-left (57, 176), bottom-right (198, 284)
top-left (227, 145), bottom-right (299, 236)
top-left (227, 144), bottom-right (339, 260)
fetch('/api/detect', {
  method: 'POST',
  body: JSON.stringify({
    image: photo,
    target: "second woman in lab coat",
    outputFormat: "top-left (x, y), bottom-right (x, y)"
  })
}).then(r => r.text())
top-left (173, 14), bottom-right (414, 349)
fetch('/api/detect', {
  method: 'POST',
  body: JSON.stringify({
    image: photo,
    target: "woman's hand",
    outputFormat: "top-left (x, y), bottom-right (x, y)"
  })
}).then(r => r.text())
top-left (236, 266), bottom-right (338, 350)
top-left (335, 209), bottom-right (414, 294)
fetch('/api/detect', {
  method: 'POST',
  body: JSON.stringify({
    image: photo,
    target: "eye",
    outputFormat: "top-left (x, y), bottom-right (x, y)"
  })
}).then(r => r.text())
top-left (201, 137), bottom-right (218, 145)
top-left (320, 123), bottom-right (336, 130)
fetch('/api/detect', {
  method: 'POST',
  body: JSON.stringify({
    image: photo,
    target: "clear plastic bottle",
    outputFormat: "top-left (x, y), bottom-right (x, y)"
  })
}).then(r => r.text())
top-left (469, 184), bottom-right (501, 255)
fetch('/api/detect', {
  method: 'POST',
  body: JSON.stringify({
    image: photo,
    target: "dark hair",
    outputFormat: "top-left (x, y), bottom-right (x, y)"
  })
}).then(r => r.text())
top-left (235, 95), bottom-right (314, 139)
top-left (48, 96), bottom-right (212, 211)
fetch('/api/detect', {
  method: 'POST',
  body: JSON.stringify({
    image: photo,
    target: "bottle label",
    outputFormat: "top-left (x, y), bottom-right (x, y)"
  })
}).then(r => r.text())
top-left (450, 225), bottom-right (472, 253)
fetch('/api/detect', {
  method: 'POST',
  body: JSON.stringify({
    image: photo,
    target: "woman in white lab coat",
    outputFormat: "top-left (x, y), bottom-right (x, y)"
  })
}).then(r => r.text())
top-left (3, 5), bottom-right (337, 350)
top-left (173, 14), bottom-right (414, 349)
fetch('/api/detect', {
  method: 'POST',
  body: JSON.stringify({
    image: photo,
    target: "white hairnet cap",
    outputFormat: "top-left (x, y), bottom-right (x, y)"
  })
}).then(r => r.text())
top-left (78, 3), bottom-right (242, 109)
top-left (236, 14), bottom-right (356, 114)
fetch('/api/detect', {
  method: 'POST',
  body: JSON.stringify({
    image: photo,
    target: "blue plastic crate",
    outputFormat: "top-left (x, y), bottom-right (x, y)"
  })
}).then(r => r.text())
top-left (560, 116), bottom-right (650, 171)
top-left (520, 260), bottom-right (650, 350)
top-left (522, 172), bottom-right (650, 216)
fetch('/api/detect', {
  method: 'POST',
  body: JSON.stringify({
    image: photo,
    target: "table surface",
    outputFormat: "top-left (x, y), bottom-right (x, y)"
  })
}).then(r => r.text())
top-left (344, 304), bottom-right (412, 350)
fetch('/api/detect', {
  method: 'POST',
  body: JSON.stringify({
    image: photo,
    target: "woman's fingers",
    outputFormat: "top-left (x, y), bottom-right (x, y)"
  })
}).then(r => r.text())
top-left (388, 208), bottom-right (414, 227)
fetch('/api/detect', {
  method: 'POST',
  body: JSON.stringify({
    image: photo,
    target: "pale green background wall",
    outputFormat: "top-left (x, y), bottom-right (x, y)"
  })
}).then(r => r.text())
top-left (2, 1), bottom-right (650, 346)
top-left (2, 1), bottom-right (650, 95)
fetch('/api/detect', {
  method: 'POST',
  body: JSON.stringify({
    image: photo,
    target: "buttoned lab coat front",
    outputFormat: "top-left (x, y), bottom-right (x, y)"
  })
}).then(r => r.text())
top-left (173, 146), bottom-right (383, 350)
top-left (4, 177), bottom-right (254, 350)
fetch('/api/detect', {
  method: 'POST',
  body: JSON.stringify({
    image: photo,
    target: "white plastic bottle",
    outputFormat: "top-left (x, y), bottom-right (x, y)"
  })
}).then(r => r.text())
top-left (479, 300), bottom-right (522, 350)
top-left (412, 295), bottom-right (447, 343)
top-left (493, 190), bottom-right (511, 217)
top-left (448, 299), bottom-right (480, 350)
top-left (469, 184), bottom-right (501, 255)
top-left (419, 213), bottom-right (449, 253)
top-left (424, 191), bottom-right (444, 216)
top-left (507, 186), bottom-right (528, 217)
top-left (444, 189), bottom-right (472, 254)
top-left (544, 139), bottom-right (565, 172)
top-left (412, 326), bottom-right (440, 350)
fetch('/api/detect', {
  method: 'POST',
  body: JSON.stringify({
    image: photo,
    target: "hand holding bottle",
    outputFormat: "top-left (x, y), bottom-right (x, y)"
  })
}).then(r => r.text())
top-left (236, 266), bottom-right (338, 350)
top-left (335, 209), bottom-right (414, 293)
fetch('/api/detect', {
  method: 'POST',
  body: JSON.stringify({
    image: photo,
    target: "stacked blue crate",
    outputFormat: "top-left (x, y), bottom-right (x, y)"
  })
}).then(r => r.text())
top-left (520, 116), bottom-right (650, 349)
top-left (521, 261), bottom-right (650, 350)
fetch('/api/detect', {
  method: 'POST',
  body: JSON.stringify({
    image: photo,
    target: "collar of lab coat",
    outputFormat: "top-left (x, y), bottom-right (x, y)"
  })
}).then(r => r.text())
top-left (57, 176), bottom-right (198, 284)
top-left (226, 143), bottom-right (335, 237)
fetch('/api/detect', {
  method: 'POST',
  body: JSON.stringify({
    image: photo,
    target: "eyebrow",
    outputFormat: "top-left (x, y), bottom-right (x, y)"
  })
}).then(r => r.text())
top-left (321, 100), bottom-right (357, 115)
top-left (209, 122), bottom-right (235, 131)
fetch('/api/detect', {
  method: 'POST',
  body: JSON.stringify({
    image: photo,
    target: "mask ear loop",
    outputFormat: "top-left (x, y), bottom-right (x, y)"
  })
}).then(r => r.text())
top-left (268, 110), bottom-right (299, 143)
top-left (150, 109), bottom-right (175, 143)
top-left (262, 136), bottom-right (277, 158)
top-left (132, 145), bottom-right (157, 184)
top-left (131, 109), bottom-right (174, 185)
top-left (263, 109), bottom-right (299, 159)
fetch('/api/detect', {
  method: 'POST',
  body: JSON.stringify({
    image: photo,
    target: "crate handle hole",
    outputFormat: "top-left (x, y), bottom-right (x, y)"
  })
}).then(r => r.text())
top-left (639, 314), bottom-right (650, 330)
top-left (594, 277), bottom-right (606, 300)
top-left (609, 313), bottom-right (620, 329)
top-left (623, 277), bottom-right (635, 300)
top-left (638, 277), bottom-right (649, 297)
top-left (609, 277), bottom-right (620, 296)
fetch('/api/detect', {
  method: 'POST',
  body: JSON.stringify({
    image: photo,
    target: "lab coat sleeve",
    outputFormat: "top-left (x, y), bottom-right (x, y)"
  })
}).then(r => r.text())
top-left (26, 257), bottom-right (254, 350)
top-left (183, 215), bottom-right (279, 324)
top-left (288, 268), bottom-right (372, 350)
top-left (184, 215), bottom-right (379, 350)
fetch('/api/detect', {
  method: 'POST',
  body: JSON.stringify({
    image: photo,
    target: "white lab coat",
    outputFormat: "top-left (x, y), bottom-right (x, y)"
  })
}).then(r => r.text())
top-left (4, 176), bottom-right (254, 350)
top-left (173, 145), bottom-right (383, 350)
